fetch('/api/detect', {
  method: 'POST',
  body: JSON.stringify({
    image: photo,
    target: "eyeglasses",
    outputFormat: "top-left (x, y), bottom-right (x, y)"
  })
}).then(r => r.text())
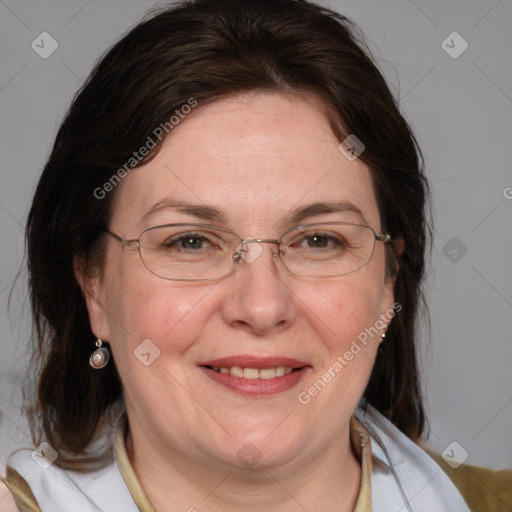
top-left (104, 222), bottom-right (391, 281)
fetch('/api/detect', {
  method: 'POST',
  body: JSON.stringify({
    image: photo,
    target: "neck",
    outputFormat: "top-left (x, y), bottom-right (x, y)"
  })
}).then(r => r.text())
top-left (125, 422), bottom-right (362, 512)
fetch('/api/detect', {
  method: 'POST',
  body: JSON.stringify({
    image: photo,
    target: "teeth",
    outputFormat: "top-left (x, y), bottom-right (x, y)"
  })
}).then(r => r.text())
top-left (211, 366), bottom-right (297, 379)
top-left (259, 368), bottom-right (277, 379)
top-left (231, 366), bottom-right (244, 378)
top-left (243, 367), bottom-right (259, 379)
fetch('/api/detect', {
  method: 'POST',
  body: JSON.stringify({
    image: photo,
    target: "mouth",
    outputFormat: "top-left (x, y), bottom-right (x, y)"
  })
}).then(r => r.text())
top-left (198, 356), bottom-right (311, 396)
top-left (203, 365), bottom-right (300, 379)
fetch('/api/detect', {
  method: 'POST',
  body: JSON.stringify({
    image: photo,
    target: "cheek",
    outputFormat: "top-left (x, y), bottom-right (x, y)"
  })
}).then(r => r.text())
top-left (103, 262), bottom-right (216, 367)
top-left (295, 274), bottom-right (385, 416)
top-left (301, 269), bottom-right (386, 352)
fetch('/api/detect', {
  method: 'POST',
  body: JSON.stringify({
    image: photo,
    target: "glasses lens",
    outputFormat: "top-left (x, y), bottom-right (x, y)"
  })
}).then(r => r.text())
top-left (280, 223), bottom-right (376, 277)
top-left (139, 224), bottom-right (240, 280)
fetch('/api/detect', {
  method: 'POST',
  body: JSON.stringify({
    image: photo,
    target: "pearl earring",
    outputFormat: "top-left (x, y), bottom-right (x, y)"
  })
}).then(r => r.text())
top-left (89, 339), bottom-right (110, 369)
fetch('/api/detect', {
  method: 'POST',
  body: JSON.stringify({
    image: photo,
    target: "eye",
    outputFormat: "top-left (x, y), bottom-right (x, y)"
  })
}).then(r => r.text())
top-left (292, 232), bottom-right (346, 249)
top-left (303, 234), bottom-right (332, 248)
top-left (164, 232), bottom-right (217, 251)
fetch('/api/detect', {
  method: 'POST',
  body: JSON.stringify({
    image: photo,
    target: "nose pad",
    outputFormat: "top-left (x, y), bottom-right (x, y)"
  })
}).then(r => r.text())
top-left (234, 239), bottom-right (280, 265)
top-left (235, 239), bottom-right (264, 264)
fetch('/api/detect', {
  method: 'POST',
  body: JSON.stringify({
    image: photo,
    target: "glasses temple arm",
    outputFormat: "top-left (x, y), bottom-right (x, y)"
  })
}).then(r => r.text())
top-left (104, 229), bottom-right (140, 249)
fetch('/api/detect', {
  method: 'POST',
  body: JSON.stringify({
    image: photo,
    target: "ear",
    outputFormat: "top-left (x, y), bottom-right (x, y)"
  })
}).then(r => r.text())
top-left (377, 235), bottom-right (405, 338)
top-left (392, 236), bottom-right (405, 258)
top-left (379, 236), bottom-right (405, 318)
top-left (386, 236), bottom-right (405, 283)
top-left (74, 256), bottom-right (112, 342)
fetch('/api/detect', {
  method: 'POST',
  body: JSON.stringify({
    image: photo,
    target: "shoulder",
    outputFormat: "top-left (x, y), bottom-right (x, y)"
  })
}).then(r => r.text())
top-left (4, 443), bottom-right (139, 512)
top-left (427, 450), bottom-right (512, 512)
top-left (355, 405), bottom-right (471, 510)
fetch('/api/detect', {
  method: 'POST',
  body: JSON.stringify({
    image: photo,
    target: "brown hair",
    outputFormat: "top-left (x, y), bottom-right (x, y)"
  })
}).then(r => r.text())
top-left (25, 0), bottom-right (431, 467)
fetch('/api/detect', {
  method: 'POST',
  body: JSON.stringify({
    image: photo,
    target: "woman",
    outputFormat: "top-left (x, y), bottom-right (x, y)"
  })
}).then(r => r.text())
top-left (1, 0), bottom-right (509, 510)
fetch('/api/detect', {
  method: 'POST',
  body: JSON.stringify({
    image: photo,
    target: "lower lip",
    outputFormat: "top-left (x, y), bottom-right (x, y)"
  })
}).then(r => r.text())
top-left (199, 367), bottom-right (310, 396)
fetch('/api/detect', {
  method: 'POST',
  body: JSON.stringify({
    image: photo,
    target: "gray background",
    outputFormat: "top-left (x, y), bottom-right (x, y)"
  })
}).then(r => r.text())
top-left (1, 0), bottom-right (511, 472)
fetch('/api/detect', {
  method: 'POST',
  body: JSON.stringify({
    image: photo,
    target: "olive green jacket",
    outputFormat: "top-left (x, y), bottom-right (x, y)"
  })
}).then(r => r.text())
top-left (428, 451), bottom-right (512, 511)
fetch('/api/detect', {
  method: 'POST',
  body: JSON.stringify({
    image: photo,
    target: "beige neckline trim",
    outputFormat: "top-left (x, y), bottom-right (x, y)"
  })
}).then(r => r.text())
top-left (114, 414), bottom-right (373, 511)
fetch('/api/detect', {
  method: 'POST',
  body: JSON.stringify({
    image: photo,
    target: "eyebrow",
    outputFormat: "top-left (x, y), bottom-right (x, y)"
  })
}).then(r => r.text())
top-left (141, 199), bottom-right (368, 226)
top-left (282, 200), bottom-right (369, 226)
top-left (141, 199), bottom-right (227, 224)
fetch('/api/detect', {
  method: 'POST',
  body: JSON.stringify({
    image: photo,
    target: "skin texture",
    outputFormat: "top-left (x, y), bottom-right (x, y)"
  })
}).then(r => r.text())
top-left (0, 480), bottom-right (17, 512)
top-left (79, 92), bottom-right (397, 512)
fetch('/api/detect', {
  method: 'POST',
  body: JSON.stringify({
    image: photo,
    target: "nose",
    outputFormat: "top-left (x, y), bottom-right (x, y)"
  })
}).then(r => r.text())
top-left (221, 240), bottom-right (297, 336)
top-left (233, 238), bottom-right (280, 265)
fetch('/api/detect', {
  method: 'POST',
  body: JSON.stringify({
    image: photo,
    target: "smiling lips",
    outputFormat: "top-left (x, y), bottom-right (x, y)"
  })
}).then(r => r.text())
top-left (199, 356), bottom-right (311, 396)
top-left (211, 366), bottom-right (294, 379)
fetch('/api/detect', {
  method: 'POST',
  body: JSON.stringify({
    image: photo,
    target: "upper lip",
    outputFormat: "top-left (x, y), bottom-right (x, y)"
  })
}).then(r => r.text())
top-left (199, 355), bottom-right (309, 369)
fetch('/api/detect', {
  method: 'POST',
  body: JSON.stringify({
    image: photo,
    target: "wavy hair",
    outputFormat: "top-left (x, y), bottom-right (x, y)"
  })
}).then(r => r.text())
top-left (25, 0), bottom-right (431, 468)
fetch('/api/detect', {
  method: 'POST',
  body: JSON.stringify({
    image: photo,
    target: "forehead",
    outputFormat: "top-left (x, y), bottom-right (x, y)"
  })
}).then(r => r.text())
top-left (111, 91), bottom-right (381, 233)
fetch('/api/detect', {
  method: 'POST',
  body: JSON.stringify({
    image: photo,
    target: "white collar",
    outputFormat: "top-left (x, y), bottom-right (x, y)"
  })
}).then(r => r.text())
top-left (355, 404), bottom-right (470, 512)
top-left (6, 403), bottom-right (469, 511)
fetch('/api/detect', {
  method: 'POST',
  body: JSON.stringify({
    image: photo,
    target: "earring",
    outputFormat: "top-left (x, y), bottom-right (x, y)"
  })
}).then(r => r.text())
top-left (378, 324), bottom-right (388, 353)
top-left (381, 322), bottom-right (389, 341)
top-left (89, 339), bottom-right (110, 369)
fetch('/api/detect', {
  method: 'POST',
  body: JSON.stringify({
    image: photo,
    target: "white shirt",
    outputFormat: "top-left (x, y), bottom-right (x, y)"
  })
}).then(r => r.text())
top-left (4, 403), bottom-right (470, 511)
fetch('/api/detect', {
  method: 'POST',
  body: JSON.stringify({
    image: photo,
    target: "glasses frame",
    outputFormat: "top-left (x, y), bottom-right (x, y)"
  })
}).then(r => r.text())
top-left (104, 222), bottom-right (391, 282)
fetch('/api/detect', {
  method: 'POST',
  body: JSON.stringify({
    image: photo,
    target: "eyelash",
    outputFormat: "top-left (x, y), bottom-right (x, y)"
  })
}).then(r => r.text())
top-left (163, 232), bottom-right (218, 249)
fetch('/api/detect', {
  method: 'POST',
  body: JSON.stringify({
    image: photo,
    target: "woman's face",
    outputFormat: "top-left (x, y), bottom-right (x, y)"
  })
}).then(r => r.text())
top-left (85, 91), bottom-right (396, 471)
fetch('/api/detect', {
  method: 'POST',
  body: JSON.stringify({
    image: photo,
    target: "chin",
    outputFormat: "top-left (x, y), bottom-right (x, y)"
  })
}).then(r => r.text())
top-left (214, 424), bottom-right (305, 471)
